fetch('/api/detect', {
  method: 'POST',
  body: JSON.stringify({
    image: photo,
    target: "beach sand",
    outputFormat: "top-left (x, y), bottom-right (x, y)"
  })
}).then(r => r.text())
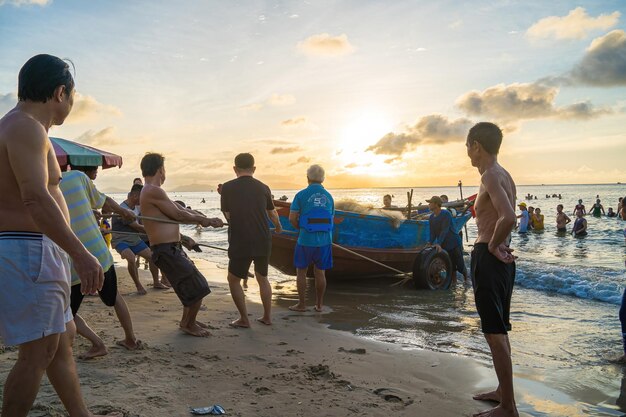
top-left (0, 256), bottom-right (494, 417)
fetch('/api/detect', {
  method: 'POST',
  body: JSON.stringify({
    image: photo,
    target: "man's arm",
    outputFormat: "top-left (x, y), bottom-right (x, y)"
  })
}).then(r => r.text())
top-left (102, 196), bottom-right (136, 222)
top-left (564, 214), bottom-right (571, 224)
top-left (267, 209), bottom-right (283, 233)
top-left (289, 211), bottom-right (299, 230)
top-left (482, 172), bottom-right (516, 262)
top-left (147, 187), bottom-right (222, 227)
top-left (7, 119), bottom-right (102, 294)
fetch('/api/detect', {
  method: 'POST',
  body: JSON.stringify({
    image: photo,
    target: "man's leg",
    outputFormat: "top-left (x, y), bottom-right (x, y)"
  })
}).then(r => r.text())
top-left (313, 266), bottom-right (326, 312)
top-left (472, 333), bottom-right (518, 417)
top-left (227, 272), bottom-right (250, 327)
top-left (119, 248), bottom-right (146, 294)
top-left (255, 272), bottom-right (272, 325)
top-left (46, 320), bottom-right (114, 417)
top-left (137, 248), bottom-right (168, 289)
top-left (2, 334), bottom-right (61, 416)
top-left (289, 268), bottom-right (307, 312)
top-left (180, 300), bottom-right (210, 337)
top-left (74, 314), bottom-right (107, 360)
top-left (113, 292), bottom-right (142, 350)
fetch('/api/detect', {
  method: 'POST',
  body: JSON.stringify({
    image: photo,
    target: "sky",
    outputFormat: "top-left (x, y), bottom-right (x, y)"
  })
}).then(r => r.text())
top-left (1, 0), bottom-right (625, 192)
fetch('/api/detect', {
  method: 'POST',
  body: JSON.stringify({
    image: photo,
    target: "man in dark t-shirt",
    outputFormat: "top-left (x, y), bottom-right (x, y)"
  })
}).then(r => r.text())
top-left (221, 153), bottom-right (282, 328)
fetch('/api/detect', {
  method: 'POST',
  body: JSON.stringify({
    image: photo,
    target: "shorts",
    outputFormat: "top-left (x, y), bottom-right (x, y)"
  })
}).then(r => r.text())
top-left (0, 232), bottom-right (73, 346)
top-left (114, 240), bottom-right (148, 255)
top-left (470, 243), bottom-right (515, 334)
top-left (70, 265), bottom-right (118, 315)
top-left (229, 256), bottom-right (269, 279)
top-left (152, 242), bottom-right (210, 306)
top-left (447, 246), bottom-right (467, 276)
top-left (294, 244), bottom-right (333, 270)
top-left (557, 227), bottom-right (567, 232)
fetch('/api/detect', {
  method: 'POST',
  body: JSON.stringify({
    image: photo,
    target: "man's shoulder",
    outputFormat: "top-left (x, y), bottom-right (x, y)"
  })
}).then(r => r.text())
top-left (0, 111), bottom-right (47, 145)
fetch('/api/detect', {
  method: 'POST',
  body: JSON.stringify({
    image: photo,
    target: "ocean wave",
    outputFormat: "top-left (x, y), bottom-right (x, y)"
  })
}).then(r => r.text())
top-left (515, 261), bottom-right (625, 304)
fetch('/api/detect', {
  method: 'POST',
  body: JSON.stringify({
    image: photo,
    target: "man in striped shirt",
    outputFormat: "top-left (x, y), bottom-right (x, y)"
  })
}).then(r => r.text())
top-left (60, 165), bottom-right (142, 359)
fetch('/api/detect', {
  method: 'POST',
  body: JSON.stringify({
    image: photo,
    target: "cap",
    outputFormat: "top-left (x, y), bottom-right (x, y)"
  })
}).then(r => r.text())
top-left (518, 202), bottom-right (527, 207)
top-left (426, 196), bottom-right (443, 206)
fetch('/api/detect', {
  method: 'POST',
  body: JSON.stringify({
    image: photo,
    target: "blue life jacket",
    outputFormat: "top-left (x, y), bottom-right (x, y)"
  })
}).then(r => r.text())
top-left (299, 207), bottom-right (333, 233)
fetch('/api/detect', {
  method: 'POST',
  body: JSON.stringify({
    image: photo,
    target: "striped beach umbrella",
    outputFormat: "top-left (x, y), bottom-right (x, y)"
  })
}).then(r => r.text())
top-left (50, 137), bottom-right (123, 171)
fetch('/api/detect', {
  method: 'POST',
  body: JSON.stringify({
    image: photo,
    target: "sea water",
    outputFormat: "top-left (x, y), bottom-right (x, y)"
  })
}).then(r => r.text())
top-left (115, 183), bottom-right (626, 416)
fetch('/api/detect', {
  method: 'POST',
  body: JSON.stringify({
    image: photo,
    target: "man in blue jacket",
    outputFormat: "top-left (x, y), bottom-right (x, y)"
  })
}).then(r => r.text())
top-left (289, 165), bottom-right (334, 312)
top-left (427, 195), bottom-right (469, 284)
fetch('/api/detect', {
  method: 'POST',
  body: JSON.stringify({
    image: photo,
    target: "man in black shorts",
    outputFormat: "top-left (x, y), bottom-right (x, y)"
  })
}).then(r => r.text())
top-left (60, 165), bottom-right (142, 359)
top-left (140, 153), bottom-right (223, 337)
top-left (466, 122), bottom-right (519, 417)
top-left (221, 153), bottom-right (282, 328)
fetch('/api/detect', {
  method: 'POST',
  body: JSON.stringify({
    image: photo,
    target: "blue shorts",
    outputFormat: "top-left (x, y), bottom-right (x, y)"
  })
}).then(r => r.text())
top-left (0, 232), bottom-right (73, 346)
top-left (114, 240), bottom-right (148, 255)
top-left (294, 244), bottom-right (333, 270)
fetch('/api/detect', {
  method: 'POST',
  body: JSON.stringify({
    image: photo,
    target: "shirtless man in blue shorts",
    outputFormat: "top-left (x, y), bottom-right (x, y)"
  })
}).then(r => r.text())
top-left (0, 54), bottom-right (112, 416)
top-left (466, 122), bottom-right (519, 417)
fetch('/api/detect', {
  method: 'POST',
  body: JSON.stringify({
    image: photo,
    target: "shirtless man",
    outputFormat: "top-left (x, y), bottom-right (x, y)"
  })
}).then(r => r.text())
top-left (0, 54), bottom-right (111, 417)
top-left (556, 204), bottom-right (571, 232)
top-left (466, 122), bottom-right (518, 417)
top-left (139, 153), bottom-right (224, 337)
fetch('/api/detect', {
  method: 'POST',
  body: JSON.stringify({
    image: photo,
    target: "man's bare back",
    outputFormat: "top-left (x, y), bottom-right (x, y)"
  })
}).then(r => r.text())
top-left (475, 163), bottom-right (516, 245)
top-left (0, 110), bottom-right (70, 232)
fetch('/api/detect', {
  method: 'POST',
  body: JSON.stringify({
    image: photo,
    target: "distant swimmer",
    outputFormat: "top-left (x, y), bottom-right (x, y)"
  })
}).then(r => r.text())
top-left (590, 199), bottom-right (605, 218)
top-left (531, 207), bottom-right (544, 231)
top-left (516, 202), bottom-right (529, 233)
top-left (382, 194), bottom-right (397, 209)
top-left (466, 122), bottom-right (519, 417)
top-left (201, 198), bottom-right (206, 203)
top-left (573, 199), bottom-right (586, 216)
top-left (556, 204), bottom-right (571, 232)
top-left (607, 208), bottom-right (617, 218)
top-left (572, 211), bottom-right (588, 237)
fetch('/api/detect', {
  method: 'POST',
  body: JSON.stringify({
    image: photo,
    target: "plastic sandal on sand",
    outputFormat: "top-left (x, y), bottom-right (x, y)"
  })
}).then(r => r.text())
top-left (189, 405), bottom-right (226, 415)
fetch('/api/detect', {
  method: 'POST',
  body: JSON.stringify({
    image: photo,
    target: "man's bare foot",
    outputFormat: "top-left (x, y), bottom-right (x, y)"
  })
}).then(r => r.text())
top-left (473, 390), bottom-right (501, 403)
top-left (289, 304), bottom-right (306, 312)
top-left (314, 305), bottom-right (323, 312)
top-left (195, 321), bottom-right (210, 329)
top-left (152, 281), bottom-right (170, 290)
top-left (78, 344), bottom-right (108, 360)
top-left (229, 319), bottom-right (250, 328)
top-left (473, 404), bottom-right (519, 417)
top-left (116, 339), bottom-right (144, 351)
top-left (180, 323), bottom-right (211, 337)
top-left (256, 317), bottom-right (271, 325)
top-left (136, 286), bottom-right (147, 295)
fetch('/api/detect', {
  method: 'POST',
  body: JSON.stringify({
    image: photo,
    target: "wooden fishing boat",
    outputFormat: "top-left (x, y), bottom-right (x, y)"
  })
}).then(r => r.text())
top-left (270, 200), bottom-right (472, 289)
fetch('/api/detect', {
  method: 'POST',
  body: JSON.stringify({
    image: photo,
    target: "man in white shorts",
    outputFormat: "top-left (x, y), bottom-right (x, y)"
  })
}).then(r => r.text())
top-left (0, 55), bottom-right (111, 416)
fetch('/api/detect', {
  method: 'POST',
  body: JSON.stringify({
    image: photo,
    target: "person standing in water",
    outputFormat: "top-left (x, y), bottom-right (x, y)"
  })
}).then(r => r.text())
top-left (572, 211), bottom-right (588, 237)
top-left (556, 204), bottom-right (571, 233)
top-left (590, 199), bottom-right (605, 218)
top-left (466, 122), bottom-right (519, 417)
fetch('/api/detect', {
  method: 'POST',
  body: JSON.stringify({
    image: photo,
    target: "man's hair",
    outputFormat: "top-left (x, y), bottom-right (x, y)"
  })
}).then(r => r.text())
top-left (133, 177), bottom-right (142, 183)
top-left (307, 164), bottom-right (325, 183)
top-left (383, 194), bottom-right (391, 199)
top-left (140, 153), bottom-right (164, 177)
top-left (174, 200), bottom-right (187, 208)
top-left (129, 184), bottom-right (143, 195)
top-left (234, 153), bottom-right (254, 170)
top-left (557, 204), bottom-right (563, 209)
top-left (72, 165), bottom-right (98, 173)
top-left (18, 54), bottom-right (75, 103)
top-left (467, 122), bottom-right (503, 155)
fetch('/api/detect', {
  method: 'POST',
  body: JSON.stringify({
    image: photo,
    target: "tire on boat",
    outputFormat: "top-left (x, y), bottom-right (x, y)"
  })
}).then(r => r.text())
top-left (412, 247), bottom-right (453, 290)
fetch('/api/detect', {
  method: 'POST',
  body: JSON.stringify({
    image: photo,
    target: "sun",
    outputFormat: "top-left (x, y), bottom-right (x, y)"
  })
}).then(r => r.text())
top-left (339, 110), bottom-right (393, 152)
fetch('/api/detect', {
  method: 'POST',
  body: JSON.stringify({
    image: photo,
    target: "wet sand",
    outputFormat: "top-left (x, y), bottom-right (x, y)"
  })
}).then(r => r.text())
top-left (0, 256), bottom-right (498, 417)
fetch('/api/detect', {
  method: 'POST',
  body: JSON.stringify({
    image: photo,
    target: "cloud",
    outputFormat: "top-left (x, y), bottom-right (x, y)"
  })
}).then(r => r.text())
top-left (67, 93), bottom-right (122, 124)
top-left (366, 115), bottom-right (473, 156)
top-left (570, 30), bottom-right (626, 86)
top-left (267, 94), bottom-right (295, 106)
top-left (0, 92), bottom-right (17, 114)
top-left (288, 156), bottom-right (311, 167)
top-left (75, 127), bottom-right (121, 147)
top-left (456, 82), bottom-right (611, 122)
top-left (297, 33), bottom-right (355, 57)
top-left (270, 146), bottom-right (301, 154)
top-left (0, 0), bottom-right (50, 6)
top-left (527, 7), bottom-right (620, 40)
top-left (280, 117), bottom-right (306, 127)
top-left (240, 103), bottom-right (263, 112)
